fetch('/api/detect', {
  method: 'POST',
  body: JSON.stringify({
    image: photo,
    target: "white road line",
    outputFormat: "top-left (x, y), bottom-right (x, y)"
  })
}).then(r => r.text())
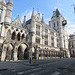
top-left (25, 67), bottom-right (42, 73)
top-left (0, 74), bottom-right (2, 75)
top-left (17, 72), bottom-right (24, 75)
top-left (51, 72), bottom-right (61, 75)
top-left (11, 70), bottom-right (16, 72)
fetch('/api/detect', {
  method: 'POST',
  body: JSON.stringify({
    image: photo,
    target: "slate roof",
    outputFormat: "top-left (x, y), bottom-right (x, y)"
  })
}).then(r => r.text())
top-left (26, 19), bottom-right (31, 25)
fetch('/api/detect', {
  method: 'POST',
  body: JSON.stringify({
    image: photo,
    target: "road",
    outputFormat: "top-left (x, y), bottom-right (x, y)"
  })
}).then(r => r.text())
top-left (0, 58), bottom-right (75, 75)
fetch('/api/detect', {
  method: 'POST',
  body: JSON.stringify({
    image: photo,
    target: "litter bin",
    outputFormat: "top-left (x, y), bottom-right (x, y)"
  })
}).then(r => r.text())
top-left (33, 57), bottom-right (35, 64)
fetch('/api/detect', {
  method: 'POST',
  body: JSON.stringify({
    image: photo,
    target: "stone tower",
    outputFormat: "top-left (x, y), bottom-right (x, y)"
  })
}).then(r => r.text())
top-left (4, 0), bottom-right (13, 24)
top-left (0, 0), bottom-right (7, 23)
top-left (50, 9), bottom-right (69, 57)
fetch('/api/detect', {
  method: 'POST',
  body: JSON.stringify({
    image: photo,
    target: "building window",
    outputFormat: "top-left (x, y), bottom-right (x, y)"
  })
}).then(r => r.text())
top-left (0, 9), bottom-right (2, 22)
top-left (45, 29), bottom-right (48, 33)
top-left (57, 21), bottom-right (59, 26)
top-left (0, 9), bottom-right (2, 14)
top-left (51, 37), bottom-right (54, 40)
top-left (51, 31), bottom-right (54, 35)
top-left (54, 22), bottom-right (55, 27)
top-left (51, 43), bottom-right (54, 47)
top-left (36, 25), bottom-right (40, 29)
top-left (45, 41), bottom-right (48, 45)
top-left (36, 31), bottom-right (40, 36)
top-left (36, 38), bottom-right (40, 43)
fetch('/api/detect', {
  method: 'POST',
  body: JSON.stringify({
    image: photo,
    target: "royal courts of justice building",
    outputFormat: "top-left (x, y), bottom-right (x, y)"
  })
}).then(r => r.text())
top-left (0, 0), bottom-right (70, 61)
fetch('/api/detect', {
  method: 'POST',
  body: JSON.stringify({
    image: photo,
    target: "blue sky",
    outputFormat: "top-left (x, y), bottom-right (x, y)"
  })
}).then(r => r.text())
top-left (6, 0), bottom-right (75, 35)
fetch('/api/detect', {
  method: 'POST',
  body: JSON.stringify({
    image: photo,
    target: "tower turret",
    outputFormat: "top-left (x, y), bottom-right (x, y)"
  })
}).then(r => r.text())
top-left (41, 14), bottom-right (44, 23)
top-left (23, 16), bottom-right (26, 27)
top-left (4, 0), bottom-right (13, 23)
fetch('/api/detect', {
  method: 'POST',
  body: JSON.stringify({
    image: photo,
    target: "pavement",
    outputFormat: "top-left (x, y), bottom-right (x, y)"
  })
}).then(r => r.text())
top-left (0, 58), bottom-right (75, 75)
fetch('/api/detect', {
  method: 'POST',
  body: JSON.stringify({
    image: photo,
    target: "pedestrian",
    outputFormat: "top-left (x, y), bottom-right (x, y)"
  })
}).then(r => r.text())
top-left (29, 57), bottom-right (31, 64)
top-left (60, 55), bottom-right (61, 59)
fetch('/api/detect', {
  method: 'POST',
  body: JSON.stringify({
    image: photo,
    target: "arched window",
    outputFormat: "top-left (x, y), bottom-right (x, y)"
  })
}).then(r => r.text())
top-left (12, 31), bottom-right (16, 40)
top-left (22, 34), bottom-right (24, 39)
top-left (17, 33), bottom-right (20, 41)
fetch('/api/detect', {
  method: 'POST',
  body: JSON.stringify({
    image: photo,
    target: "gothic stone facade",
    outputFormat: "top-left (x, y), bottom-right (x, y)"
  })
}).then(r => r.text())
top-left (0, 0), bottom-right (29, 61)
top-left (25, 9), bottom-right (70, 60)
top-left (0, 0), bottom-right (70, 61)
top-left (69, 34), bottom-right (75, 57)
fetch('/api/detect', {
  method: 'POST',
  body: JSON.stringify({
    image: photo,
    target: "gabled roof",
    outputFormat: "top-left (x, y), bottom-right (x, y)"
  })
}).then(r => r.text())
top-left (11, 16), bottom-right (22, 27)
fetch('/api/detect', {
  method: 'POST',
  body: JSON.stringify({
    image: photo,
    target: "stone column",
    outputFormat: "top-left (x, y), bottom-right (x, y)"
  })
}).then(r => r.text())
top-left (1, 46), bottom-right (7, 61)
top-left (14, 47), bottom-right (18, 61)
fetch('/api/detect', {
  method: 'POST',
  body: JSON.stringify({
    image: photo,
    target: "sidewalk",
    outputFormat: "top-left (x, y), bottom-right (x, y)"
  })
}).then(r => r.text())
top-left (0, 60), bottom-right (38, 70)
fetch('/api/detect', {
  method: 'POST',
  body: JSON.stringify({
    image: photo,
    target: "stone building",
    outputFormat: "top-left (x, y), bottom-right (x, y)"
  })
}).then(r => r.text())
top-left (25, 8), bottom-right (70, 60)
top-left (0, 0), bottom-right (70, 61)
top-left (69, 34), bottom-right (75, 57)
top-left (0, 0), bottom-right (29, 61)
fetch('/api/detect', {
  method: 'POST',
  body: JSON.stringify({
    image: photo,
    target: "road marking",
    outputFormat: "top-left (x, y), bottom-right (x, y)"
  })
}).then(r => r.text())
top-left (0, 74), bottom-right (2, 75)
top-left (17, 72), bottom-right (24, 75)
top-left (51, 72), bottom-right (61, 75)
top-left (11, 70), bottom-right (16, 72)
top-left (26, 67), bottom-right (42, 73)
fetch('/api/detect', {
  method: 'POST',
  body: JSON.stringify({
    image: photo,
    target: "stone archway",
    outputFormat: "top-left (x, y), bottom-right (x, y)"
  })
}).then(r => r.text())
top-left (5, 43), bottom-right (13, 61)
top-left (16, 42), bottom-right (29, 61)
top-left (17, 46), bottom-right (24, 60)
top-left (1, 40), bottom-right (14, 61)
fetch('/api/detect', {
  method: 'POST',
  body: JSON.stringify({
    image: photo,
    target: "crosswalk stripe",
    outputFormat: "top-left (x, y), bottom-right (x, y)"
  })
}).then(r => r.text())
top-left (51, 72), bottom-right (60, 75)
top-left (17, 72), bottom-right (24, 75)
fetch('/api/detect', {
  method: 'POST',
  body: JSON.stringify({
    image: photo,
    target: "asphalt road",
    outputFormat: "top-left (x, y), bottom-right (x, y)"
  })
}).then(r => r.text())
top-left (0, 58), bottom-right (75, 75)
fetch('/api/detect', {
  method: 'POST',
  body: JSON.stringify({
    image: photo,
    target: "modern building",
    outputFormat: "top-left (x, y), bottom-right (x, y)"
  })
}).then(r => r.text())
top-left (0, 0), bottom-right (70, 61)
top-left (69, 34), bottom-right (75, 57)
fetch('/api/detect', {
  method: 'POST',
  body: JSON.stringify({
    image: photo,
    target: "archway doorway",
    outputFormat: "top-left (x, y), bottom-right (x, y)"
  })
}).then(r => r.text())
top-left (6, 44), bottom-right (13, 61)
top-left (24, 48), bottom-right (29, 59)
top-left (17, 46), bottom-right (23, 60)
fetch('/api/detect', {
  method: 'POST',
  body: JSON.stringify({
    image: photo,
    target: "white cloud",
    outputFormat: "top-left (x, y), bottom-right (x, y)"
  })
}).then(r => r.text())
top-left (21, 10), bottom-right (38, 23)
top-left (67, 25), bottom-right (75, 28)
top-left (67, 24), bottom-right (75, 35)
top-left (45, 18), bottom-right (51, 24)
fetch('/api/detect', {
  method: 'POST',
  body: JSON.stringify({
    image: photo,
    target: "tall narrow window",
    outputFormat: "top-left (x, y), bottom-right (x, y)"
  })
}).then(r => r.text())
top-left (0, 9), bottom-right (2, 22)
top-left (57, 21), bottom-right (59, 26)
top-left (54, 22), bottom-right (55, 27)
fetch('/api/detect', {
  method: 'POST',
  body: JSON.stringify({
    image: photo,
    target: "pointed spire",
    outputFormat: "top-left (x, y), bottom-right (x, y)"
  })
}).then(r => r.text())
top-left (8, 0), bottom-right (13, 4)
top-left (56, 9), bottom-right (61, 16)
top-left (41, 14), bottom-right (44, 23)
top-left (32, 8), bottom-right (35, 17)
top-left (23, 16), bottom-right (26, 27)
